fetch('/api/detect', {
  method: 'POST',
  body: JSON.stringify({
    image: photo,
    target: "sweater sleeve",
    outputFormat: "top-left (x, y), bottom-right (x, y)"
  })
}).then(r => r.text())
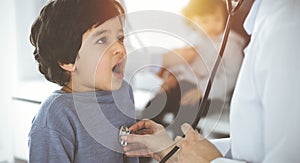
top-left (28, 126), bottom-right (75, 163)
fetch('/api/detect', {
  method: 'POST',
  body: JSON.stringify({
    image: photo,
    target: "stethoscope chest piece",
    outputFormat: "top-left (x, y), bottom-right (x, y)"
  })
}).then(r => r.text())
top-left (119, 125), bottom-right (130, 146)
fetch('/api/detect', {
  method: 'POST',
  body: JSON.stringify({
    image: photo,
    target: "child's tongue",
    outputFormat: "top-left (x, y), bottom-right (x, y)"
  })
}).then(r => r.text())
top-left (113, 63), bottom-right (121, 73)
top-left (113, 63), bottom-right (124, 79)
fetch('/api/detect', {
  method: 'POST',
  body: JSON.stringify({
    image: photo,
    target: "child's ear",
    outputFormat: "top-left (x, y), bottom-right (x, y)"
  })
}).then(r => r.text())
top-left (59, 63), bottom-right (75, 72)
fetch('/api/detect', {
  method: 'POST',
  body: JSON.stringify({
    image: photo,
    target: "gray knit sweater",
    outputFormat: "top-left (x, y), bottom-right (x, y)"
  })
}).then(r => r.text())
top-left (28, 80), bottom-right (138, 163)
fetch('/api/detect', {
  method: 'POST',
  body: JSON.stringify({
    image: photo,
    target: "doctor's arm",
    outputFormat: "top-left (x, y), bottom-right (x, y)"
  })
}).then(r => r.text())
top-left (211, 21), bottom-right (300, 163)
top-left (259, 23), bottom-right (300, 162)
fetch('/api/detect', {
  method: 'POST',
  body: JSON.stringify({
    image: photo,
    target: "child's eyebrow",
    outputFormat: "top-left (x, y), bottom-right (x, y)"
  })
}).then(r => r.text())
top-left (90, 28), bottom-right (123, 39)
top-left (90, 30), bottom-right (110, 39)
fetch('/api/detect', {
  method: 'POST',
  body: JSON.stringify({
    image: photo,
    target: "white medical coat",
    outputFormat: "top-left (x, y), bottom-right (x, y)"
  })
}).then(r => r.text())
top-left (213, 0), bottom-right (300, 162)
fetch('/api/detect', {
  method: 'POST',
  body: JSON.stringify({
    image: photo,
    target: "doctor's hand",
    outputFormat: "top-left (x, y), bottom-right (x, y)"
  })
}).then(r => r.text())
top-left (177, 123), bottom-right (222, 163)
top-left (121, 119), bottom-right (177, 162)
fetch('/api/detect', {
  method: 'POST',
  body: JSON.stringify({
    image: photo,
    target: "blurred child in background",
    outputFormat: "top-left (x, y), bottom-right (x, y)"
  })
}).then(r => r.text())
top-left (142, 0), bottom-right (246, 136)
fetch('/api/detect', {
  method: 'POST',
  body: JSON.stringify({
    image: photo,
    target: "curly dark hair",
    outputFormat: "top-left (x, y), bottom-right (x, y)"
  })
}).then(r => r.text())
top-left (30, 0), bottom-right (125, 86)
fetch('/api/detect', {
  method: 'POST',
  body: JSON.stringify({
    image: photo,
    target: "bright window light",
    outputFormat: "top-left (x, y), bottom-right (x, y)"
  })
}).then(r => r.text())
top-left (122, 0), bottom-right (189, 13)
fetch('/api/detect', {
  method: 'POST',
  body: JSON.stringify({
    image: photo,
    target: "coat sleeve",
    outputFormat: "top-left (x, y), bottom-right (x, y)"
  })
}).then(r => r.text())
top-left (259, 10), bottom-right (300, 163)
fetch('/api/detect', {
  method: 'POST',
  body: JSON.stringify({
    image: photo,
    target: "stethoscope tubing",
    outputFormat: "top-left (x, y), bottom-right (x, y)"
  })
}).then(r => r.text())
top-left (160, 0), bottom-right (244, 162)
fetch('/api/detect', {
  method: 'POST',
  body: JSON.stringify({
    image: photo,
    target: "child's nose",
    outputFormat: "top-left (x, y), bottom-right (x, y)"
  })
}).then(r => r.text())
top-left (111, 40), bottom-right (126, 58)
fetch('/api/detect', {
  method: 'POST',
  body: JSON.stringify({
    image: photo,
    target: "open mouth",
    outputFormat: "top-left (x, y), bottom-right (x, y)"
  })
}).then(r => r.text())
top-left (112, 61), bottom-right (125, 79)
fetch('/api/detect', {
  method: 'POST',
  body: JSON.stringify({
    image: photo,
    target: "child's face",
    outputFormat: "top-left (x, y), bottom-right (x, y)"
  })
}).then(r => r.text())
top-left (192, 7), bottom-right (226, 38)
top-left (72, 17), bottom-right (126, 91)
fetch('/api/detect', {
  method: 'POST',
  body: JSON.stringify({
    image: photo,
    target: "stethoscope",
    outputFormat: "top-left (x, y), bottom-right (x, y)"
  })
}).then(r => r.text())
top-left (160, 0), bottom-right (244, 162)
top-left (119, 0), bottom-right (245, 162)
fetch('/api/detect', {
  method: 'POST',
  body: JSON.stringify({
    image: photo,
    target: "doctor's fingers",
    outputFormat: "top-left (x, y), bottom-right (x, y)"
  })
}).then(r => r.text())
top-left (121, 134), bottom-right (150, 144)
top-left (181, 123), bottom-right (204, 140)
top-left (134, 128), bottom-right (153, 135)
top-left (123, 135), bottom-right (175, 157)
top-left (123, 143), bottom-right (153, 158)
top-left (124, 143), bottom-right (147, 152)
top-left (129, 119), bottom-right (163, 133)
top-left (173, 136), bottom-right (187, 149)
top-left (123, 134), bottom-right (172, 150)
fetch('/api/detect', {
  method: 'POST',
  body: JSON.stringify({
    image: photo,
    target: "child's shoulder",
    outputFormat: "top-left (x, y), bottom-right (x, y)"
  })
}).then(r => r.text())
top-left (33, 91), bottom-right (77, 126)
top-left (41, 90), bottom-right (76, 113)
top-left (30, 90), bottom-right (79, 140)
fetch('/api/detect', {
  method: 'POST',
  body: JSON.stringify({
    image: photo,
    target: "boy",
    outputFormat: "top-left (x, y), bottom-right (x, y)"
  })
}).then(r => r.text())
top-left (28, 0), bottom-right (138, 162)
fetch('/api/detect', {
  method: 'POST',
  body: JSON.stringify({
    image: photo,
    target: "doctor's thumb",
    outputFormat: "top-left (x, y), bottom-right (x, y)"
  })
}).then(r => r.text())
top-left (181, 123), bottom-right (203, 140)
top-left (181, 123), bottom-right (192, 135)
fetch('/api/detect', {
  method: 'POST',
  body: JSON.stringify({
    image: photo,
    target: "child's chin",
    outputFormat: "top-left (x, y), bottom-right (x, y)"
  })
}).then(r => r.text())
top-left (111, 81), bottom-right (122, 90)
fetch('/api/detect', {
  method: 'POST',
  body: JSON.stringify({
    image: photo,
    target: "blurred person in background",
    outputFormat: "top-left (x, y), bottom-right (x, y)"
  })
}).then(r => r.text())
top-left (141, 0), bottom-right (246, 136)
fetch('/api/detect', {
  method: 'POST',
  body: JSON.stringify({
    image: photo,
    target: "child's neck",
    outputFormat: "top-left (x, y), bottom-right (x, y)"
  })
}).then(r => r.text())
top-left (62, 85), bottom-right (73, 93)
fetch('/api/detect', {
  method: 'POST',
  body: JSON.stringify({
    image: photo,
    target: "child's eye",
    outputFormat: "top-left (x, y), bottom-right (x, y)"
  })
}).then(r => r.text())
top-left (117, 35), bottom-right (125, 43)
top-left (97, 37), bottom-right (107, 44)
